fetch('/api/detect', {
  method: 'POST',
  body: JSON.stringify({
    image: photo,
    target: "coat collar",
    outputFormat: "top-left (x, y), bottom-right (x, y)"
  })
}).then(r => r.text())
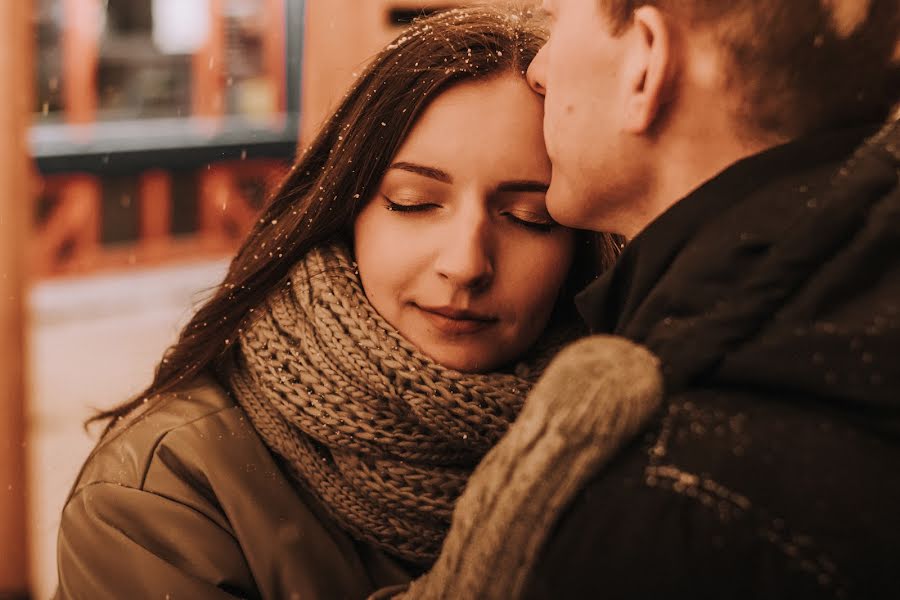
top-left (575, 125), bottom-right (877, 335)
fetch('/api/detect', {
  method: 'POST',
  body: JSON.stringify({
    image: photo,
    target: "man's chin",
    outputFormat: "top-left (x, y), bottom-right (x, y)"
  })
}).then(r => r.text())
top-left (546, 180), bottom-right (597, 230)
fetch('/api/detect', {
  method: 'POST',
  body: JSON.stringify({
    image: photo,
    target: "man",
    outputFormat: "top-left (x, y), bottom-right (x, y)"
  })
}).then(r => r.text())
top-left (386, 1), bottom-right (900, 599)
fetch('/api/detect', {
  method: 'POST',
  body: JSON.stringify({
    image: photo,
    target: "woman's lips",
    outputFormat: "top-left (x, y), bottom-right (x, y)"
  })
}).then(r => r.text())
top-left (415, 304), bottom-right (498, 335)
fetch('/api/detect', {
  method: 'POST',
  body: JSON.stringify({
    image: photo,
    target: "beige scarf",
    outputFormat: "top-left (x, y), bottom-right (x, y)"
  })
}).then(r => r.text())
top-left (229, 242), bottom-right (575, 565)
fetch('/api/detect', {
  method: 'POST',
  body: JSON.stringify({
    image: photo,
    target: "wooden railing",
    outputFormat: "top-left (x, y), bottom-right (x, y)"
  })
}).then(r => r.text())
top-left (31, 160), bottom-right (286, 277)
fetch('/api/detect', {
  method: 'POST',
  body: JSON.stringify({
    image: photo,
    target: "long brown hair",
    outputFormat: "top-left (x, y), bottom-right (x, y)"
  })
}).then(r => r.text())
top-left (90, 5), bottom-right (619, 430)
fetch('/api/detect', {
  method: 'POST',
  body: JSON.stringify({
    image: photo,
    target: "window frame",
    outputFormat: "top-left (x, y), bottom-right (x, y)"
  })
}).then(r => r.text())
top-left (31, 0), bottom-right (304, 175)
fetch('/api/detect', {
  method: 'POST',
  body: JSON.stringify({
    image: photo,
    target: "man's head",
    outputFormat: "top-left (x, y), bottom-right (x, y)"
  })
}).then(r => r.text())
top-left (528, 0), bottom-right (899, 237)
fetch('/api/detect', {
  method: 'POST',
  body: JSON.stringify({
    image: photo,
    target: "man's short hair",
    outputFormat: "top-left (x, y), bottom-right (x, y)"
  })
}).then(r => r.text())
top-left (599, 0), bottom-right (899, 139)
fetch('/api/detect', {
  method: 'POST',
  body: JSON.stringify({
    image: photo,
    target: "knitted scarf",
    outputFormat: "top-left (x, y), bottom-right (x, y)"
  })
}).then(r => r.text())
top-left (229, 242), bottom-right (575, 565)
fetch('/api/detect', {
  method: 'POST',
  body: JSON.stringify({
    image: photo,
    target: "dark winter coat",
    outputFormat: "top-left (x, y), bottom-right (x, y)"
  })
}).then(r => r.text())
top-left (54, 378), bottom-right (415, 600)
top-left (383, 120), bottom-right (900, 600)
top-left (526, 122), bottom-right (900, 598)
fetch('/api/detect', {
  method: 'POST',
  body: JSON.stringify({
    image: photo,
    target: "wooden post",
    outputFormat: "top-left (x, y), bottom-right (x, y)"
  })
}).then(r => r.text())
top-left (299, 0), bottom-right (371, 147)
top-left (198, 165), bottom-right (232, 246)
top-left (193, 0), bottom-right (226, 122)
top-left (139, 170), bottom-right (173, 259)
top-left (62, 0), bottom-right (100, 127)
top-left (0, 0), bottom-right (32, 595)
top-left (263, 0), bottom-right (287, 119)
top-left (59, 0), bottom-right (101, 272)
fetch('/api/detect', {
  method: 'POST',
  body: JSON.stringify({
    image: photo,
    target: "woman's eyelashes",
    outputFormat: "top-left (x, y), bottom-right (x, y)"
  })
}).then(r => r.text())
top-left (502, 211), bottom-right (555, 233)
top-left (382, 195), bottom-right (438, 213)
top-left (381, 193), bottom-right (556, 233)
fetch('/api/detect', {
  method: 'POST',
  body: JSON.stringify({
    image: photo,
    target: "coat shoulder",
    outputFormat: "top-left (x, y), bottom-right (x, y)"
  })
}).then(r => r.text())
top-left (59, 377), bottom-right (415, 599)
top-left (524, 386), bottom-right (900, 599)
top-left (70, 376), bottom-right (247, 498)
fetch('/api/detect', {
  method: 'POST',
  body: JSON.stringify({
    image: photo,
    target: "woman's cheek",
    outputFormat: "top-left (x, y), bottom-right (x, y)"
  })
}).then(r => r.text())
top-left (503, 239), bottom-right (566, 321)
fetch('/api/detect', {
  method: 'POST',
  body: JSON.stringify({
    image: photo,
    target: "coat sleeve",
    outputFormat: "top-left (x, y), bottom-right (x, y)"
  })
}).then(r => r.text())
top-left (517, 446), bottom-right (826, 600)
top-left (56, 482), bottom-right (257, 600)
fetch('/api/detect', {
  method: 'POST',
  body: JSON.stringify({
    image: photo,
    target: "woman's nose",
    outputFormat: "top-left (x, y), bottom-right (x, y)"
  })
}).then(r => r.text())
top-left (434, 212), bottom-right (494, 291)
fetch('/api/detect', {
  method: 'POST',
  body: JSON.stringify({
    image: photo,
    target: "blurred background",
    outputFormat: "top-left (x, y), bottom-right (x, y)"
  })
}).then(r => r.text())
top-left (0, 1), bottom-right (522, 597)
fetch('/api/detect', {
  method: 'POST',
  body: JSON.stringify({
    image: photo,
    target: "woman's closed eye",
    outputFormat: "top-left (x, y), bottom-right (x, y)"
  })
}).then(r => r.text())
top-left (503, 210), bottom-right (556, 233)
top-left (382, 194), bottom-right (440, 213)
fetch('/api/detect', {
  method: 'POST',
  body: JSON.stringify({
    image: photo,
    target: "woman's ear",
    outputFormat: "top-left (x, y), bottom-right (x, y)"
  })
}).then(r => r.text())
top-left (621, 6), bottom-right (675, 134)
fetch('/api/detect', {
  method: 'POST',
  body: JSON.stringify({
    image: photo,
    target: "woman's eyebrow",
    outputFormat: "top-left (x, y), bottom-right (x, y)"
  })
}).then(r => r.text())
top-left (497, 180), bottom-right (550, 193)
top-left (386, 165), bottom-right (548, 193)
top-left (388, 162), bottom-right (452, 183)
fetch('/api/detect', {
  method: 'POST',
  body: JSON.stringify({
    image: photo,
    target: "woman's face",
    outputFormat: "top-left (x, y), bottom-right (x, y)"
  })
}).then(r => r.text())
top-left (354, 74), bottom-right (575, 372)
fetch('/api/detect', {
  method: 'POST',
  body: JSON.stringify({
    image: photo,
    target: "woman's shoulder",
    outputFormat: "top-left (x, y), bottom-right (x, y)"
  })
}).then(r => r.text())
top-left (60, 376), bottom-right (415, 599)
top-left (69, 376), bottom-right (255, 498)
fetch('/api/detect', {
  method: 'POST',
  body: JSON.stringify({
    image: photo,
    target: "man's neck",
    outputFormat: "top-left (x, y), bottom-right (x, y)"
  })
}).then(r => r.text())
top-left (626, 132), bottom-right (778, 239)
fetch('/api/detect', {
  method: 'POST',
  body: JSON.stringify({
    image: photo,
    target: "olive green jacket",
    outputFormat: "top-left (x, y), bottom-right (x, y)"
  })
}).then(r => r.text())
top-left (54, 377), bottom-right (414, 600)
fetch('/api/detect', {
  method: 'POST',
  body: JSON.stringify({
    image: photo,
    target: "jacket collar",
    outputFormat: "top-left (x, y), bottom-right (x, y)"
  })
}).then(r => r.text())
top-left (575, 125), bottom-right (877, 335)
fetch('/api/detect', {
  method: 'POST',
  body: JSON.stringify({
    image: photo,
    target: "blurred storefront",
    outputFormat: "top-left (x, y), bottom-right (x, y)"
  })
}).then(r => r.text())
top-left (31, 0), bottom-right (300, 278)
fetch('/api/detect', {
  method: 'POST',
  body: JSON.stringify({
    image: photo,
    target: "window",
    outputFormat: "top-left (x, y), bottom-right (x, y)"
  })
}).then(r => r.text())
top-left (31, 0), bottom-right (303, 275)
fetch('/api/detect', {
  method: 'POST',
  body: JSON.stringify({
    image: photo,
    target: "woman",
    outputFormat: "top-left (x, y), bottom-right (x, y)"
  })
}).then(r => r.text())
top-left (55, 6), bottom-right (617, 599)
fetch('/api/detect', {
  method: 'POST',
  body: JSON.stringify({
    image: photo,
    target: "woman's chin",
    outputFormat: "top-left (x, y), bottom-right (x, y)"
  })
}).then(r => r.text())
top-left (417, 343), bottom-right (500, 374)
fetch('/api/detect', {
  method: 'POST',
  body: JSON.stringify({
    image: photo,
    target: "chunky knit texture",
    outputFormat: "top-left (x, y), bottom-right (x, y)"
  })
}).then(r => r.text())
top-left (380, 336), bottom-right (663, 599)
top-left (229, 242), bottom-right (573, 564)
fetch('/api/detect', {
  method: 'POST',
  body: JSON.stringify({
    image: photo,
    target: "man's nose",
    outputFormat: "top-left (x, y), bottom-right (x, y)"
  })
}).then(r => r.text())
top-left (527, 45), bottom-right (548, 96)
top-left (434, 212), bottom-right (494, 292)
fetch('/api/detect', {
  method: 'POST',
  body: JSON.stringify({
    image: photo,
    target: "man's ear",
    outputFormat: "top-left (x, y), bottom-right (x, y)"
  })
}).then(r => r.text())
top-left (621, 6), bottom-right (674, 134)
